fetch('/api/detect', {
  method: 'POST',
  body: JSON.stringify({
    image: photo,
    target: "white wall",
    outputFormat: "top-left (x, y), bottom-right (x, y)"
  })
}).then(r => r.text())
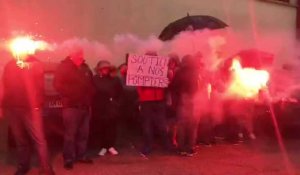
top-left (0, 0), bottom-right (296, 40)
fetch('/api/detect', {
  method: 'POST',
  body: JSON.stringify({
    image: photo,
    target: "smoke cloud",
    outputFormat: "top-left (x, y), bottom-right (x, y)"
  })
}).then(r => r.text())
top-left (0, 28), bottom-right (299, 103)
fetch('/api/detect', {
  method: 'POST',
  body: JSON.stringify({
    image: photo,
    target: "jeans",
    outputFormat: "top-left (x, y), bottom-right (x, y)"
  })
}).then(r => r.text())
top-left (62, 107), bottom-right (91, 162)
top-left (140, 101), bottom-right (169, 153)
top-left (197, 114), bottom-right (215, 144)
top-left (177, 118), bottom-right (198, 152)
top-left (5, 108), bottom-right (51, 170)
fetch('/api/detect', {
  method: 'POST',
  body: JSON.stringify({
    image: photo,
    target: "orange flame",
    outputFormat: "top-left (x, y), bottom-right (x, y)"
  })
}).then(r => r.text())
top-left (8, 36), bottom-right (49, 60)
top-left (207, 83), bottom-right (212, 100)
top-left (226, 58), bottom-right (269, 99)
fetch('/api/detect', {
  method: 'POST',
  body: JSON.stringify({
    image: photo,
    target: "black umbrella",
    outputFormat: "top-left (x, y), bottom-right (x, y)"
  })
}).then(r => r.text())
top-left (159, 15), bottom-right (228, 41)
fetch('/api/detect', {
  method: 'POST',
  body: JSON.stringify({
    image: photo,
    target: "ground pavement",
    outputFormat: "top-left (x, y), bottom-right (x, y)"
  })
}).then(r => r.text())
top-left (1, 137), bottom-right (300, 175)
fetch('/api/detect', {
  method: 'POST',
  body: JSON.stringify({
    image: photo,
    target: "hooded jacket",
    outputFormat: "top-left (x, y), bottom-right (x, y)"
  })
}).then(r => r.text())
top-left (92, 74), bottom-right (123, 118)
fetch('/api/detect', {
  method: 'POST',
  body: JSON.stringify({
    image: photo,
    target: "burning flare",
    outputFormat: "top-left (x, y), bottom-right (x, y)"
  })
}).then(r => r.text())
top-left (8, 36), bottom-right (50, 68)
top-left (226, 58), bottom-right (269, 99)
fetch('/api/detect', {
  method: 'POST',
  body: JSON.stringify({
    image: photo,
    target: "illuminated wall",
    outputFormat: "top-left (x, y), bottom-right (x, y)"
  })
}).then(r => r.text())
top-left (0, 0), bottom-right (296, 42)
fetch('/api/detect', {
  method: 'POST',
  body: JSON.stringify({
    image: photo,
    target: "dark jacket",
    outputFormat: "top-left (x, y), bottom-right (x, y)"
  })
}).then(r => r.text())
top-left (92, 74), bottom-right (123, 118)
top-left (54, 57), bottom-right (94, 107)
top-left (169, 65), bottom-right (199, 106)
top-left (119, 74), bottom-right (138, 105)
top-left (2, 57), bottom-right (44, 108)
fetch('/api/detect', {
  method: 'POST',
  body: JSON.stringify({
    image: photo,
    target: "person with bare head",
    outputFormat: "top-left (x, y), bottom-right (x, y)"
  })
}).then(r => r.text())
top-left (2, 53), bottom-right (54, 175)
top-left (92, 60), bottom-right (123, 156)
top-left (54, 48), bottom-right (95, 170)
top-left (69, 49), bottom-right (84, 67)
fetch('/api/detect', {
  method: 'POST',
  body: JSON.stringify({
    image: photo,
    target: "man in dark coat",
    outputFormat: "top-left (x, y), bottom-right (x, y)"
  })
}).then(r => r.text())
top-left (2, 55), bottom-right (54, 175)
top-left (170, 54), bottom-right (201, 156)
top-left (54, 49), bottom-right (94, 170)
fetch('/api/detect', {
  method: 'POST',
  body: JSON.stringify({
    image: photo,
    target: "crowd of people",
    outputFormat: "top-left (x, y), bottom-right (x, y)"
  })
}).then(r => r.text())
top-left (1, 48), bottom-right (259, 175)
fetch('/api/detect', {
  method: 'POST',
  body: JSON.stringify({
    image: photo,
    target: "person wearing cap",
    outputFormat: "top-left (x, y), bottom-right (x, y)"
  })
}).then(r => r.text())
top-left (2, 54), bottom-right (54, 175)
top-left (92, 60), bottom-right (123, 156)
top-left (54, 49), bottom-right (95, 170)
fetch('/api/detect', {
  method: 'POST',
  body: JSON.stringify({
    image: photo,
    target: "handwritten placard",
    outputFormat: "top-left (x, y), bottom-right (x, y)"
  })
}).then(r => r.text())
top-left (126, 54), bottom-right (169, 87)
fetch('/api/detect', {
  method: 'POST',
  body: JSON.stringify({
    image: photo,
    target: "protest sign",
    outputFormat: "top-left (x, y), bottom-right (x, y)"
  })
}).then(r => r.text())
top-left (126, 54), bottom-right (169, 87)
